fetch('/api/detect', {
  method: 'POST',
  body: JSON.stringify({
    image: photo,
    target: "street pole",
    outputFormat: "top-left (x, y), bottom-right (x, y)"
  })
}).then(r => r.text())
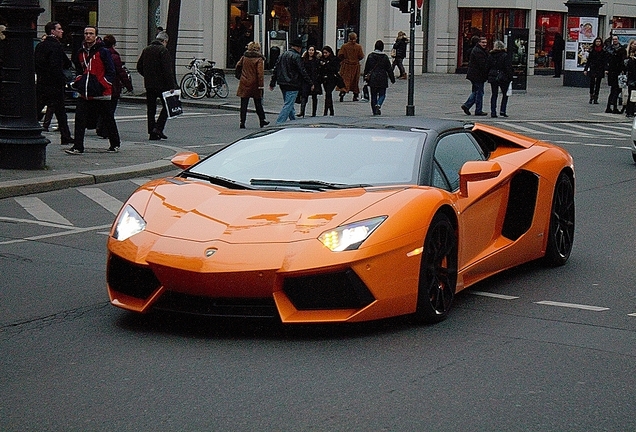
top-left (406, 4), bottom-right (416, 116)
top-left (0, 0), bottom-right (49, 170)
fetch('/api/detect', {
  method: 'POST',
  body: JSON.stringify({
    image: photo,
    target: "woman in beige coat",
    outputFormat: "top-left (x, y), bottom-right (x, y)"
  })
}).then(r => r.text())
top-left (236, 41), bottom-right (269, 128)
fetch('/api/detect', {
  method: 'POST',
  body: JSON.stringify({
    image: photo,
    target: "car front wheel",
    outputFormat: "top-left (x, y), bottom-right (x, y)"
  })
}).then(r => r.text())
top-left (414, 212), bottom-right (458, 324)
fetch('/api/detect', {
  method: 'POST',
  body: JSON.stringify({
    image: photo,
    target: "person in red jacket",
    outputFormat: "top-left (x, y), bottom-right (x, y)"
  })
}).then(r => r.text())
top-left (66, 26), bottom-right (121, 154)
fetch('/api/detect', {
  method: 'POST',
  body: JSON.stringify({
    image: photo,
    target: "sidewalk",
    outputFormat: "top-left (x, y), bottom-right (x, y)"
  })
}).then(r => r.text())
top-left (0, 72), bottom-right (628, 199)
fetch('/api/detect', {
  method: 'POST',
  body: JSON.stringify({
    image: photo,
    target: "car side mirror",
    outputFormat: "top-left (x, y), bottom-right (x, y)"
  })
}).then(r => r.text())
top-left (171, 152), bottom-right (200, 170)
top-left (459, 161), bottom-right (502, 197)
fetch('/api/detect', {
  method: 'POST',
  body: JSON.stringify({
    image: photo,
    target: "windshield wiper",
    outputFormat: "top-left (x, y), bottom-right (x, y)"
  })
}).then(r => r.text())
top-left (250, 178), bottom-right (370, 190)
top-left (180, 171), bottom-right (253, 189)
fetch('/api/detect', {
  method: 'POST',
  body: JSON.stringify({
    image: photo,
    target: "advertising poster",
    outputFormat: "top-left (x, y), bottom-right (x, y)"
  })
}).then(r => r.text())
top-left (565, 16), bottom-right (598, 71)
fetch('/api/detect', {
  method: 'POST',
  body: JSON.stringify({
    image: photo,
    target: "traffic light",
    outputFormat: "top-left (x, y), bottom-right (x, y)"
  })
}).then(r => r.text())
top-left (247, 0), bottom-right (261, 15)
top-left (391, 0), bottom-right (409, 13)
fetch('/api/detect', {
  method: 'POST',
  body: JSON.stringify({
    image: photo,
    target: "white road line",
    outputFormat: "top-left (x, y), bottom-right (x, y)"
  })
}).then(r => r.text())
top-left (0, 224), bottom-right (112, 245)
top-left (496, 123), bottom-right (549, 135)
top-left (77, 188), bottom-right (123, 215)
top-left (566, 123), bottom-right (628, 137)
top-left (591, 123), bottom-right (632, 132)
top-left (469, 291), bottom-right (520, 300)
top-left (628, 313), bottom-right (636, 317)
top-left (527, 122), bottom-right (593, 137)
top-left (535, 300), bottom-right (609, 311)
top-left (13, 196), bottom-right (72, 226)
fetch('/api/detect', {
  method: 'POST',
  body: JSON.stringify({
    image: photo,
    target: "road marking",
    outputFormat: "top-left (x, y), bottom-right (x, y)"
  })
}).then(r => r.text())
top-left (628, 313), bottom-right (636, 317)
top-left (496, 123), bottom-right (549, 135)
top-left (130, 178), bottom-right (150, 186)
top-left (0, 223), bottom-right (112, 245)
top-left (591, 123), bottom-right (632, 132)
top-left (77, 188), bottom-right (123, 215)
top-left (528, 122), bottom-right (593, 137)
top-left (535, 300), bottom-right (609, 311)
top-left (566, 123), bottom-right (628, 137)
top-left (13, 196), bottom-right (72, 226)
top-left (469, 291), bottom-right (519, 300)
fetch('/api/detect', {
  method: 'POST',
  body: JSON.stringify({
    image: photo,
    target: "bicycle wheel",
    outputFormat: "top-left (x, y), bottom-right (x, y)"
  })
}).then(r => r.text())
top-left (180, 73), bottom-right (208, 100)
top-left (211, 74), bottom-right (229, 98)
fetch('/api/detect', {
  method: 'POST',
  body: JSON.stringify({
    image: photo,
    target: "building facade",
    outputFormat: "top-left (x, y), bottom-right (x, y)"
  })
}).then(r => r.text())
top-left (35, 0), bottom-right (636, 77)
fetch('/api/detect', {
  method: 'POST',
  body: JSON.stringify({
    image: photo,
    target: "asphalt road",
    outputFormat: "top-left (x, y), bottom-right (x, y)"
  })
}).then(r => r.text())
top-left (1, 105), bottom-right (635, 431)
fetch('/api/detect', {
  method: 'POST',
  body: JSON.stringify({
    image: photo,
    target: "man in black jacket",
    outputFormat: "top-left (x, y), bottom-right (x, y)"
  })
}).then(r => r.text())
top-left (269, 38), bottom-right (313, 124)
top-left (137, 31), bottom-right (176, 140)
top-left (461, 36), bottom-right (489, 116)
top-left (34, 21), bottom-right (73, 144)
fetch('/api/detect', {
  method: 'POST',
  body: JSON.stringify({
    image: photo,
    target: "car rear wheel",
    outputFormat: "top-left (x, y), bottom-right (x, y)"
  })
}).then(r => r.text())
top-left (414, 213), bottom-right (458, 324)
top-left (542, 172), bottom-right (575, 266)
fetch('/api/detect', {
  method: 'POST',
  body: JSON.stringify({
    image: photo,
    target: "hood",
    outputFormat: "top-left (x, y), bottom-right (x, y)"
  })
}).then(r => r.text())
top-left (141, 180), bottom-right (406, 243)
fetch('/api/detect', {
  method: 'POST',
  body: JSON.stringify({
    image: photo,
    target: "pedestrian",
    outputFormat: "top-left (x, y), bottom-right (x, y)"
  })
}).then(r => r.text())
top-left (65, 26), bottom-right (120, 154)
top-left (318, 45), bottom-right (340, 116)
top-left (33, 21), bottom-right (74, 144)
top-left (604, 34), bottom-right (626, 114)
top-left (552, 33), bottom-right (565, 78)
top-left (137, 31), bottom-right (177, 140)
top-left (486, 40), bottom-right (513, 118)
top-left (268, 37), bottom-right (313, 125)
top-left (362, 39), bottom-right (395, 116)
top-left (583, 37), bottom-right (605, 104)
top-left (235, 41), bottom-right (269, 128)
top-left (299, 45), bottom-right (322, 117)
top-left (624, 40), bottom-right (636, 118)
top-left (461, 36), bottom-right (489, 116)
top-left (391, 31), bottom-right (408, 79)
top-left (96, 34), bottom-right (133, 138)
top-left (337, 32), bottom-right (364, 102)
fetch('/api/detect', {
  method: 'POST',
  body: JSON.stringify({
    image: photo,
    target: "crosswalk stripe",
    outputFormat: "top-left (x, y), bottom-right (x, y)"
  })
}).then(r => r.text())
top-left (13, 196), bottom-right (72, 225)
top-left (566, 123), bottom-right (628, 137)
top-left (527, 122), bottom-right (593, 137)
top-left (77, 188), bottom-right (124, 215)
top-left (591, 123), bottom-right (632, 132)
top-left (496, 123), bottom-right (549, 135)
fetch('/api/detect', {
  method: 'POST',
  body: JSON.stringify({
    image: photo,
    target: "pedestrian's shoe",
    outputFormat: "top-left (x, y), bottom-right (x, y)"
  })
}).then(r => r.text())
top-left (605, 106), bottom-right (612, 113)
top-left (149, 133), bottom-right (161, 140)
top-left (593, 98), bottom-right (599, 104)
top-left (339, 92), bottom-right (345, 102)
top-left (64, 148), bottom-right (83, 155)
top-left (474, 112), bottom-right (488, 116)
top-left (239, 123), bottom-right (245, 129)
top-left (589, 97), bottom-right (593, 104)
top-left (353, 95), bottom-right (359, 102)
top-left (61, 137), bottom-right (75, 145)
top-left (613, 108), bottom-right (621, 114)
top-left (374, 105), bottom-right (381, 115)
top-left (500, 113), bottom-right (508, 118)
top-left (260, 120), bottom-right (270, 128)
top-left (399, 74), bottom-right (407, 80)
top-left (106, 146), bottom-right (120, 153)
top-left (461, 105), bottom-right (471, 115)
top-left (491, 113), bottom-right (497, 118)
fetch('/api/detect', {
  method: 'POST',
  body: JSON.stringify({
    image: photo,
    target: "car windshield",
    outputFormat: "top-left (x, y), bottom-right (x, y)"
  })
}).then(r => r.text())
top-left (188, 128), bottom-right (425, 188)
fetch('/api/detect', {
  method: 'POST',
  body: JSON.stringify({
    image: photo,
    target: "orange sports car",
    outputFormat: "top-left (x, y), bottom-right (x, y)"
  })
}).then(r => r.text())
top-left (107, 118), bottom-right (574, 324)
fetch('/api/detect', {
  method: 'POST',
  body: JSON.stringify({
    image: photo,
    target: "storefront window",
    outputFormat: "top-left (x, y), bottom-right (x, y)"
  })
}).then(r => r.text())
top-left (228, 1), bottom-right (255, 68)
top-left (535, 11), bottom-right (564, 70)
top-left (336, 0), bottom-right (360, 50)
top-left (458, 8), bottom-right (526, 68)
top-left (612, 17), bottom-right (635, 30)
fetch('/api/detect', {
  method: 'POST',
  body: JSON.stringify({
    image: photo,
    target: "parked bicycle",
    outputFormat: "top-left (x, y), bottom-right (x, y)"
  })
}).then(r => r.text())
top-left (180, 58), bottom-right (229, 99)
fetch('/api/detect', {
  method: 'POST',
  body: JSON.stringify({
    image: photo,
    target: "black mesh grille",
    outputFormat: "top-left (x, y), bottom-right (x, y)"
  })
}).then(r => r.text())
top-left (153, 292), bottom-right (277, 318)
top-left (283, 270), bottom-right (375, 310)
top-left (107, 254), bottom-right (161, 299)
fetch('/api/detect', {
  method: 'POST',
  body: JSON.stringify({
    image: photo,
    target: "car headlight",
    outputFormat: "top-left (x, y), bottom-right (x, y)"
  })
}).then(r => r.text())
top-left (318, 216), bottom-right (387, 251)
top-left (113, 205), bottom-right (146, 241)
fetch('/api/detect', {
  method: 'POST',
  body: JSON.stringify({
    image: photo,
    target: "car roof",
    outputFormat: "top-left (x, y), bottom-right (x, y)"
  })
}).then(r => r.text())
top-left (279, 116), bottom-right (472, 135)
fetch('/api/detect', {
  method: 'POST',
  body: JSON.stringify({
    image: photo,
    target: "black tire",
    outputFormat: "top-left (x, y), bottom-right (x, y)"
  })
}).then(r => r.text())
top-left (542, 172), bottom-right (575, 266)
top-left (212, 75), bottom-right (229, 98)
top-left (180, 74), bottom-right (208, 100)
top-left (414, 212), bottom-right (458, 324)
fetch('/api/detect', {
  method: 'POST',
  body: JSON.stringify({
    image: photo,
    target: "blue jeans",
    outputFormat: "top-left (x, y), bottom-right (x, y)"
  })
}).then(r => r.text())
top-left (276, 89), bottom-right (298, 124)
top-left (370, 87), bottom-right (387, 112)
top-left (464, 81), bottom-right (485, 114)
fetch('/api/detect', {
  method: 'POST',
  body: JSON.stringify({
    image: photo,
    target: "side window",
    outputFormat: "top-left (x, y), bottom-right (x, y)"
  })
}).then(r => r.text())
top-left (433, 133), bottom-right (486, 191)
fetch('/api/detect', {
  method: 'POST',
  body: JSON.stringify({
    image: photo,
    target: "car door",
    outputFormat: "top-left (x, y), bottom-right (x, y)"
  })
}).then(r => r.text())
top-left (432, 132), bottom-right (510, 282)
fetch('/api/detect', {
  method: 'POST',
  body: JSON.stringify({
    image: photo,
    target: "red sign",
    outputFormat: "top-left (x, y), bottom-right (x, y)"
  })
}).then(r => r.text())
top-left (417, 0), bottom-right (423, 8)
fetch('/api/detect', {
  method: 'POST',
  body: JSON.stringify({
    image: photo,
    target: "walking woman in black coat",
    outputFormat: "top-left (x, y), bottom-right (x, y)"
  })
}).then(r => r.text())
top-left (299, 46), bottom-right (322, 117)
top-left (583, 37), bottom-right (606, 104)
top-left (318, 46), bottom-right (340, 116)
top-left (486, 40), bottom-right (513, 118)
top-left (362, 40), bottom-right (395, 115)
